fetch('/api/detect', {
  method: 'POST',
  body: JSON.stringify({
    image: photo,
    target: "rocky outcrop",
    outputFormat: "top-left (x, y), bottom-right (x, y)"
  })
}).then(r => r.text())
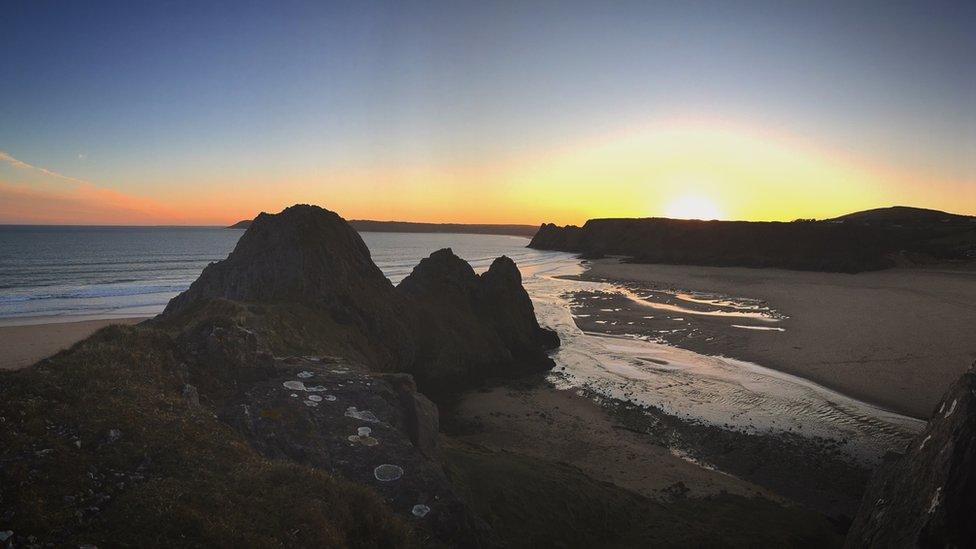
top-left (529, 208), bottom-right (976, 273)
top-left (478, 256), bottom-right (560, 354)
top-left (169, 206), bottom-right (420, 373)
top-left (168, 206), bottom-right (560, 543)
top-left (168, 205), bottom-right (557, 400)
top-left (397, 250), bottom-right (557, 400)
top-left (170, 206), bottom-right (393, 310)
top-left (846, 363), bottom-right (976, 547)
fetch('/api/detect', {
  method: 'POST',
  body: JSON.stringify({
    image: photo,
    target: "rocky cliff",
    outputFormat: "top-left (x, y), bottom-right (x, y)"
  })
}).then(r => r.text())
top-left (529, 208), bottom-right (976, 273)
top-left (846, 363), bottom-right (976, 547)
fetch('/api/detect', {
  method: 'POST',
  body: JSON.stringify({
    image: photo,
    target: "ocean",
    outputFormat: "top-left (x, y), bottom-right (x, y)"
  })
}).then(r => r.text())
top-left (0, 226), bottom-right (554, 324)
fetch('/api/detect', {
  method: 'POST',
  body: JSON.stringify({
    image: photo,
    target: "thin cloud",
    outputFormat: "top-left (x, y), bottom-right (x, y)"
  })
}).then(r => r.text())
top-left (0, 150), bottom-right (91, 186)
top-left (0, 150), bottom-right (187, 224)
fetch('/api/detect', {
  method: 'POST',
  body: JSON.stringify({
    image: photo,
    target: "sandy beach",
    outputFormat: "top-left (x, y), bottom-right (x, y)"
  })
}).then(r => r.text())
top-left (449, 383), bottom-right (772, 501)
top-left (574, 260), bottom-right (976, 419)
top-left (449, 376), bottom-right (871, 516)
top-left (0, 317), bottom-right (148, 370)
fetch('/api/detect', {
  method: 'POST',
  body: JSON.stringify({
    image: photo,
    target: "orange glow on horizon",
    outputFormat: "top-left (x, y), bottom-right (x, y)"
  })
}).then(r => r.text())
top-left (2, 118), bottom-right (974, 226)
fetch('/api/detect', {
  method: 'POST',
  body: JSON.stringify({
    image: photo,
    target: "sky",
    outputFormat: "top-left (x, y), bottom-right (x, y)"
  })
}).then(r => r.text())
top-left (1, 0), bottom-right (974, 225)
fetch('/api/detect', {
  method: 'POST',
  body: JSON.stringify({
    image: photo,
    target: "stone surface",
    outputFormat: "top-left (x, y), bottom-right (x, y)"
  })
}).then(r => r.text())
top-left (846, 363), bottom-right (976, 547)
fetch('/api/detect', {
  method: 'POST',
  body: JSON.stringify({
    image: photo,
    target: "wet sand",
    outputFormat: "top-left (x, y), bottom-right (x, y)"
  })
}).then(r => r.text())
top-left (575, 260), bottom-right (976, 419)
top-left (448, 379), bottom-right (870, 516)
top-left (0, 317), bottom-right (148, 370)
top-left (448, 382), bottom-right (779, 501)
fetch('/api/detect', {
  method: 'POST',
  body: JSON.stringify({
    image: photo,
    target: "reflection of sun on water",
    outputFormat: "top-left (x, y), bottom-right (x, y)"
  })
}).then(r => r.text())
top-left (663, 194), bottom-right (725, 220)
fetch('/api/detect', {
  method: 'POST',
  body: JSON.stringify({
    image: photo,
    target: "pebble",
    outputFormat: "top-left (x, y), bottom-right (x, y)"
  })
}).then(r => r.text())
top-left (412, 504), bottom-right (431, 518)
top-left (297, 371), bottom-right (314, 379)
top-left (307, 395), bottom-right (323, 402)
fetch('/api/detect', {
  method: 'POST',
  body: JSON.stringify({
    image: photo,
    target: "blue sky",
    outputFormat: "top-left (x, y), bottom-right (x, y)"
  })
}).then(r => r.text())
top-left (1, 0), bottom-right (974, 223)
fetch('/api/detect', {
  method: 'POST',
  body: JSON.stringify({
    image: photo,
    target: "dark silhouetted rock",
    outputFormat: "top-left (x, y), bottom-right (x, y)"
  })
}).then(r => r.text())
top-left (168, 206), bottom-right (557, 399)
top-left (166, 204), bottom-right (417, 370)
top-left (846, 363), bottom-right (976, 547)
top-left (168, 205), bottom-right (397, 318)
top-left (479, 256), bottom-right (560, 354)
top-left (529, 207), bottom-right (976, 273)
top-left (397, 249), bottom-right (557, 400)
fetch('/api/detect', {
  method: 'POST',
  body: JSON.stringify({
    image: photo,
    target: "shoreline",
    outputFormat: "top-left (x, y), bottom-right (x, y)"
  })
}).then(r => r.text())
top-left (571, 259), bottom-right (976, 419)
top-left (0, 316), bottom-right (150, 370)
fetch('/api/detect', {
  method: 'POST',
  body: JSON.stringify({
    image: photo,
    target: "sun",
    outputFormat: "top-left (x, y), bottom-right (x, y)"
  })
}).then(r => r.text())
top-left (663, 194), bottom-right (725, 220)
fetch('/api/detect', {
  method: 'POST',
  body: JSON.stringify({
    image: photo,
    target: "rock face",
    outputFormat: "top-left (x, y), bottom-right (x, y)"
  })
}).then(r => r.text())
top-left (398, 250), bottom-right (558, 399)
top-left (846, 364), bottom-right (976, 547)
top-left (529, 209), bottom-right (976, 273)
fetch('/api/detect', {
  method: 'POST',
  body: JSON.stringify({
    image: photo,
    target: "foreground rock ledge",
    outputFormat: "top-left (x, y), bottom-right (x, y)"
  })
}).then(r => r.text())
top-left (846, 362), bottom-right (976, 547)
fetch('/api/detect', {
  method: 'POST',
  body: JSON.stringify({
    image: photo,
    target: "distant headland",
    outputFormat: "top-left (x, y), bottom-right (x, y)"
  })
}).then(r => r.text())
top-left (530, 206), bottom-right (976, 273)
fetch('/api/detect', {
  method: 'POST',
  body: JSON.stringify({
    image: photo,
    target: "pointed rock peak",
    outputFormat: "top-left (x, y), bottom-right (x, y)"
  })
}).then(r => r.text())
top-left (483, 255), bottom-right (522, 284)
top-left (163, 204), bottom-right (391, 316)
top-left (397, 248), bottom-right (479, 297)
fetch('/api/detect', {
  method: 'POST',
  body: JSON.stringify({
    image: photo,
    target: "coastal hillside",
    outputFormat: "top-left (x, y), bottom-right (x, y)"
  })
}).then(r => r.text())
top-left (228, 218), bottom-right (538, 237)
top-left (2, 205), bottom-right (840, 546)
top-left (529, 206), bottom-right (976, 273)
top-left (0, 205), bottom-right (558, 546)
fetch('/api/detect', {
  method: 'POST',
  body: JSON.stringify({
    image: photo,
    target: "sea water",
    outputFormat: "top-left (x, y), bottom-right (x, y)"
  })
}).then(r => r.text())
top-left (0, 226), bottom-right (547, 323)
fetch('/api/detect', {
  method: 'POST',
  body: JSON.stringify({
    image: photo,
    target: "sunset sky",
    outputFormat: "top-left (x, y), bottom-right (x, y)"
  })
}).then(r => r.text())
top-left (1, 1), bottom-right (974, 225)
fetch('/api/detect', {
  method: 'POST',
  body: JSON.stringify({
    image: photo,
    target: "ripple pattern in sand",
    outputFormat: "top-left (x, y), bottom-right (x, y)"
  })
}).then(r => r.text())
top-left (518, 256), bottom-right (925, 462)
